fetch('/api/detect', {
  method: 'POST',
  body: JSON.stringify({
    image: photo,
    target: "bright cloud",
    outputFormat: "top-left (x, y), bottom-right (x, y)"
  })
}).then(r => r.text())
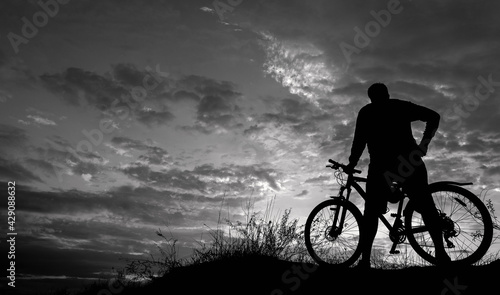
top-left (259, 31), bottom-right (341, 106)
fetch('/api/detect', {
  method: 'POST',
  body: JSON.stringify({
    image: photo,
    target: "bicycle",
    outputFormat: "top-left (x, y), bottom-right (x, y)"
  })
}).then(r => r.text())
top-left (304, 159), bottom-right (493, 267)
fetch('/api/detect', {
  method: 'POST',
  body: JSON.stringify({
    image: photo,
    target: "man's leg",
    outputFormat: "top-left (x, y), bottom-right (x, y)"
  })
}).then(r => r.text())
top-left (360, 207), bottom-right (379, 265)
top-left (420, 203), bottom-right (450, 264)
top-left (360, 171), bottom-right (388, 266)
top-left (405, 159), bottom-right (451, 264)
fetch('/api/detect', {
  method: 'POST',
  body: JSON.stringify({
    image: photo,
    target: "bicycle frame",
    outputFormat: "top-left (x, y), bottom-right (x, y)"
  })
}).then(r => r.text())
top-left (331, 172), bottom-right (408, 254)
top-left (314, 159), bottom-right (492, 266)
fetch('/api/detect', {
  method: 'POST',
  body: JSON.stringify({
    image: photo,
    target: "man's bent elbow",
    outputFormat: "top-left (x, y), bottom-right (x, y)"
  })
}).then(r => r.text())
top-left (431, 111), bottom-right (441, 127)
top-left (434, 111), bottom-right (441, 122)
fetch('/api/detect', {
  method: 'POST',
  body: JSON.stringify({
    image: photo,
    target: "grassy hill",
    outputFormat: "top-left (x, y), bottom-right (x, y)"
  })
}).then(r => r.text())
top-left (75, 255), bottom-right (499, 295)
top-left (27, 202), bottom-right (500, 295)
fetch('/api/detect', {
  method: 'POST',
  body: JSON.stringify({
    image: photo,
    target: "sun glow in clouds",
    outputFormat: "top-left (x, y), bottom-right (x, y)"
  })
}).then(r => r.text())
top-left (259, 32), bottom-right (339, 106)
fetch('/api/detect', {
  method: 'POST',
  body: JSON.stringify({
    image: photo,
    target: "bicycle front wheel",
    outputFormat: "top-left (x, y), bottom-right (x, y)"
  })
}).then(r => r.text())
top-left (405, 183), bottom-right (493, 266)
top-left (305, 199), bottom-right (363, 267)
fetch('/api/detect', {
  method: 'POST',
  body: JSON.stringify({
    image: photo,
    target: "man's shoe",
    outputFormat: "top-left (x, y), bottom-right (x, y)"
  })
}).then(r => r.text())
top-left (435, 252), bottom-right (452, 267)
top-left (355, 259), bottom-right (371, 269)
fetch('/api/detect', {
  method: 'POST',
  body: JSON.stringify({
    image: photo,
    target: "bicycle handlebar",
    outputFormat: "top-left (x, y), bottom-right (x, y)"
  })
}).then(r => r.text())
top-left (326, 159), bottom-right (362, 174)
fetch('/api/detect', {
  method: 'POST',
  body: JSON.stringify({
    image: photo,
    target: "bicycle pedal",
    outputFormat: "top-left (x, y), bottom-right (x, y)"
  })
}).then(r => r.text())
top-left (389, 250), bottom-right (400, 254)
top-left (390, 213), bottom-right (400, 218)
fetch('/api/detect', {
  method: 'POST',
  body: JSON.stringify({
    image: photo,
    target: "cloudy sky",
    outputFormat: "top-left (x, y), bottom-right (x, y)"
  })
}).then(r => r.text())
top-left (1, 0), bottom-right (500, 287)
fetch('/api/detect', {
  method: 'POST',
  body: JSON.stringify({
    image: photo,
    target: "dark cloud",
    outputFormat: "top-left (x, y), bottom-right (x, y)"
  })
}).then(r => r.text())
top-left (24, 158), bottom-right (59, 178)
top-left (0, 57), bottom-right (38, 89)
top-left (305, 175), bottom-right (330, 184)
top-left (178, 75), bottom-right (241, 100)
top-left (13, 184), bottom-right (252, 242)
top-left (0, 157), bottom-right (42, 183)
top-left (110, 136), bottom-right (169, 165)
top-left (233, 0), bottom-right (500, 101)
top-left (41, 66), bottom-right (250, 132)
top-left (482, 165), bottom-right (500, 177)
top-left (137, 149), bottom-right (168, 165)
top-left (196, 95), bottom-right (237, 127)
top-left (329, 82), bottom-right (370, 98)
top-left (295, 190), bottom-right (308, 197)
top-left (15, 219), bottom-right (204, 279)
top-left (41, 67), bottom-right (125, 109)
top-left (174, 75), bottom-right (244, 134)
top-left (198, 95), bottom-right (233, 117)
top-left (40, 65), bottom-right (174, 128)
top-left (121, 165), bottom-right (208, 193)
top-left (0, 123), bottom-right (28, 148)
top-left (243, 124), bottom-right (265, 136)
top-left (111, 136), bottom-right (150, 150)
top-left (455, 96), bottom-right (500, 133)
top-left (111, 63), bottom-right (147, 86)
top-left (120, 163), bottom-right (281, 195)
top-left (430, 129), bottom-right (500, 185)
top-left (171, 90), bottom-right (200, 103)
top-left (136, 107), bottom-right (174, 127)
top-left (108, 185), bottom-right (249, 220)
top-left (240, 95), bottom-right (359, 160)
top-left (257, 97), bottom-right (329, 135)
top-left (32, 135), bottom-right (109, 180)
top-left (0, 49), bottom-right (6, 67)
top-left (16, 186), bottom-right (173, 225)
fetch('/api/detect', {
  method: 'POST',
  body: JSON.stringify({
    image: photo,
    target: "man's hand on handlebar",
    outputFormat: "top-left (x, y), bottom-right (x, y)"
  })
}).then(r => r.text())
top-left (345, 162), bottom-right (358, 174)
top-left (327, 159), bottom-right (362, 174)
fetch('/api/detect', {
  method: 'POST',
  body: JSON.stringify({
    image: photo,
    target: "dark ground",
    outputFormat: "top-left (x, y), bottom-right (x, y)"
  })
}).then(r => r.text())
top-left (4, 256), bottom-right (498, 295)
top-left (131, 256), bottom-right (498, 295)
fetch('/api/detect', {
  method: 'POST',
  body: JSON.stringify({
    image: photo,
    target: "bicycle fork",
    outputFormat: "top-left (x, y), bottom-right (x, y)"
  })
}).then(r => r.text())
top-left (327, 186), bottom-right (350, 239)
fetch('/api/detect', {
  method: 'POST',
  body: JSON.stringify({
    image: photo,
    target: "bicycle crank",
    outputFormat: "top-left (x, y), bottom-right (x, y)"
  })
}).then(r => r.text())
top-left (389, 226), bottom-right (406, 244)
top-left (440, 214), bottom-right (459, 248)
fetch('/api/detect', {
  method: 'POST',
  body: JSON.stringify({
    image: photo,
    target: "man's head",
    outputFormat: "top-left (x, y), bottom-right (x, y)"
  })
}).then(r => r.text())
top-left (367, 83), bottom-right (390, 103)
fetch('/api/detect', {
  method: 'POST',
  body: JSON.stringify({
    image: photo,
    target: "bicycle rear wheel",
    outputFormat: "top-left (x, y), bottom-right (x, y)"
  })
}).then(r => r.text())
top-left (405, 183), bottom-right (493, 266)
top-left (305, 199), bottom-right (363, 266)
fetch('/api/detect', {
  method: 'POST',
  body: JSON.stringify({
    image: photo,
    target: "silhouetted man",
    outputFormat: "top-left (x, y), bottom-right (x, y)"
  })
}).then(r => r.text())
top-left (347, 83), bottom-right (450, 268)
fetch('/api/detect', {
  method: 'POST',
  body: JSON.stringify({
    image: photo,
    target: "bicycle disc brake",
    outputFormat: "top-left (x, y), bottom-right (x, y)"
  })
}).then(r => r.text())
top-left (325, 226), bottom-right (340, 241)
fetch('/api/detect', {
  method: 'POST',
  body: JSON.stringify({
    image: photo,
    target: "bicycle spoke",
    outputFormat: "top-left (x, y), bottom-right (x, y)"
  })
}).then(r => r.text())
top-left (406, 184), bottom-right (493, 265)
top-left (305, 200), bottom-right (362, 266)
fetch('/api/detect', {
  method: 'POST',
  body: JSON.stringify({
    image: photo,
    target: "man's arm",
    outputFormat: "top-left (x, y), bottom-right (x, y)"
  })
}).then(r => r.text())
top-left (410, 102), bottom-right (440, 155)
top-left (348, 108), bottom-right (368, 167)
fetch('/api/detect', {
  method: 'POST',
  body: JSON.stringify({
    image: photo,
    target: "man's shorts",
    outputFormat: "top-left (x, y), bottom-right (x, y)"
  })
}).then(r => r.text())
top-left (365, 156), bottom-right (435, 215)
